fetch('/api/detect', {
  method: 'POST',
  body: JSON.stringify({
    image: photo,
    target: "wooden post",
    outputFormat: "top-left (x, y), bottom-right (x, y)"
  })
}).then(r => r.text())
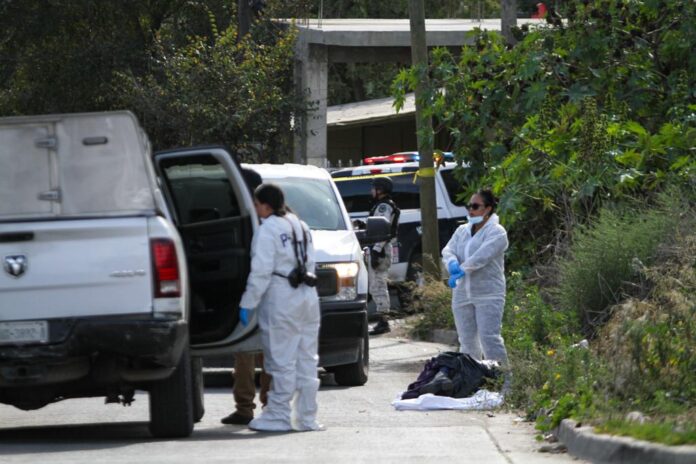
top-left (409, 0), bottom-right (441, 280)
top-left (501, 0), bottom-right (518, 44)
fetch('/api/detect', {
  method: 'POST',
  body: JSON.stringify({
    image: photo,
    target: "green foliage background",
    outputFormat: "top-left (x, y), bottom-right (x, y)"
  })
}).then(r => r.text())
top-left (396, 0), bottom-right (696, 443)
top-left (393, 0), bottom-right (696, 267)
top-left (0, 0), bottom-right (304, 159)
top-left (410, 199), bottom-right (696, 444)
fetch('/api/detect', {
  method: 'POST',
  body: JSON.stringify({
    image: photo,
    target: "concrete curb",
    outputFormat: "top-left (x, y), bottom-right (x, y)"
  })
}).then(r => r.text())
top-left (557, 419), bottom-right (696, 464)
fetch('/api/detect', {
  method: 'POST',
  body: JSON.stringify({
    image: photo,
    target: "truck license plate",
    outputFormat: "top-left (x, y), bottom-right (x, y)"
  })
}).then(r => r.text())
top-left (0, 321), bottom-right (49, 345)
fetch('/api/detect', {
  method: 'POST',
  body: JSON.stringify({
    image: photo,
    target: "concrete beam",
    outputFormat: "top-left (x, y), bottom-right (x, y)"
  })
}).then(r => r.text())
top-left (328, 46), bottom-right (463, 64)
top-left (328, 46), bottom-right (412, 64)
top-left (296, 18), bottom-right (543, 47)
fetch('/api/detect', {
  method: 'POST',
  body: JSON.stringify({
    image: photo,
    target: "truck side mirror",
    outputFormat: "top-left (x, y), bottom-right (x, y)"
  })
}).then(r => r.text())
top-left (354, 216), bottom-right (391, 246)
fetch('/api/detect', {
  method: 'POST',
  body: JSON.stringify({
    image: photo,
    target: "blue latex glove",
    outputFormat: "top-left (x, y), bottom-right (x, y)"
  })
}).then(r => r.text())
top-left (239, 307), bottom-right (252, 327)
top-left (447, 259), bottom-right (461, 276)
top-left (447, 269), bottom-right (466, 288)
top-left (447, 274), bottom-right (460, 288)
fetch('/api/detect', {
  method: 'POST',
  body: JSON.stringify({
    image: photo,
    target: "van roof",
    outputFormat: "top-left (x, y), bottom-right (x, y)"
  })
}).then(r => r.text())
top-left (242, 163), bottom-right (332, 181)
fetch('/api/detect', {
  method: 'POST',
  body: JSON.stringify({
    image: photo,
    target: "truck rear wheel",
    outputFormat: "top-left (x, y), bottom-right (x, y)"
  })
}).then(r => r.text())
top-left (332, 326), bottom-right (369, 386)
top-left (149, 347), bottom-right (194, 438)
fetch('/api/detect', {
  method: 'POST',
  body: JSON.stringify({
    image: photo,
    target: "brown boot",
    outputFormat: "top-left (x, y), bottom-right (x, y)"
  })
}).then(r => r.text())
top-left (220, 412), bottom-right (253, 425)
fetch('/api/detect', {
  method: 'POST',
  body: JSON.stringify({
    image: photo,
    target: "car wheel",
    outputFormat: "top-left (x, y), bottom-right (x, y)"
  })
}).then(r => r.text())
top-left (191, 356), bottom-right (205, 423)
top-left (332, 324), bottom-right (369, 387)
top-left (149, 347), bottom-right (194, 438)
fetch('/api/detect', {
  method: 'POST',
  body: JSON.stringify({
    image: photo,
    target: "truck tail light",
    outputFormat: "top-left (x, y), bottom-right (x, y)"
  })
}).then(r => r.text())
top-left (151, 239), bottom-right (181, 298)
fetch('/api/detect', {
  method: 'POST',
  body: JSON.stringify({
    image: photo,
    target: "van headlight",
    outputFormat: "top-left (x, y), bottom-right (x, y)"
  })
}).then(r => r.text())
top-left (318, 262), bottom-right (359, 301)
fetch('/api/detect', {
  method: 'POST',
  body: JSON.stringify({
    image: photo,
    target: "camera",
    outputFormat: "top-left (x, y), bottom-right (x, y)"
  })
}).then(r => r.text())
top-left (287, 266), bottom-right (318, 288)
top-left (303, 271), bottom-right (318, 287)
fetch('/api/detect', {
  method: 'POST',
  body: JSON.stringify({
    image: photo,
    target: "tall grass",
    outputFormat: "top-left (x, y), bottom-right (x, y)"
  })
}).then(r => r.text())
top-left (408, 278), bottom-right (455, 339)
top-left (405, 193), bottom-right (696, 444)
top-left (556, 199), bottom-right (679, 336)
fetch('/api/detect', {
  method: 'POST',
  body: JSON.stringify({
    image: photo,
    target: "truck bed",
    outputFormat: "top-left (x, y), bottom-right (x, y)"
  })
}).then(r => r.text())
top-left (0, 217), bottom-right (153, 322)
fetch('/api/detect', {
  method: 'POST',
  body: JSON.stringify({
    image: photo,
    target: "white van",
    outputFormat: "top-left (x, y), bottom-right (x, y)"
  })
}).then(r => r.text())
top-left (243, 163), bottom-right (372, 384)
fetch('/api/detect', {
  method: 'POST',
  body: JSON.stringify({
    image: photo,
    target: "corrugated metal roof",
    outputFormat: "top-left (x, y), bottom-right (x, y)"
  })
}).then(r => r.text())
top-left (327, 93), bottom-right (415, 127)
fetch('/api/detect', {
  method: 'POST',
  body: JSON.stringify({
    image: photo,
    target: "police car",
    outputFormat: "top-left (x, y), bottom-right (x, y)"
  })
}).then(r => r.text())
top-left (331, 162), bottom-right (469, 283)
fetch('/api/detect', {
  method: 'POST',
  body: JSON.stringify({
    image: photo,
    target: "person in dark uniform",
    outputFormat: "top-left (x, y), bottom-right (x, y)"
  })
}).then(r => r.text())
top-left (368, 177), bottom-right (400, 335)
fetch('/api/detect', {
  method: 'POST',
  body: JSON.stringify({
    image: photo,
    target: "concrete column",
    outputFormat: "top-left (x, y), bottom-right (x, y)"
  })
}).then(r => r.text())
top-left (294, 43), bottom-right (328, 167)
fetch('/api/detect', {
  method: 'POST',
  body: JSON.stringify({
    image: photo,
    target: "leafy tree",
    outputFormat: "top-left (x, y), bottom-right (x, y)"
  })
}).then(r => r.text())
top-left (0, 0), bottom-right (304, 159)
top-left (0, 1), bottom-right (232, 114)
top-left (115, 17), bottom-right (299, 160)
top-left (393, 0), bottom-right (696, 266)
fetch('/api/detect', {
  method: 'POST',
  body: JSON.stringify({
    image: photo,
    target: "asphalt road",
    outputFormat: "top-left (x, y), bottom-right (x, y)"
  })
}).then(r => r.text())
top-left (0, 337), bottom-right (585, 463)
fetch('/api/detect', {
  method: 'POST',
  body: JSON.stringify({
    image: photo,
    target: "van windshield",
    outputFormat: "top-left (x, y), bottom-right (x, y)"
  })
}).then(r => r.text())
top-left (333, 172), bottom-right (420, 213)
top-left (271, 178), bottom-right (347, 231)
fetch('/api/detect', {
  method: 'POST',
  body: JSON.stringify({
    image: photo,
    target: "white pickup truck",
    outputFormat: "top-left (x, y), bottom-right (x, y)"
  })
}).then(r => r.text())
top-left (0, 112), bottom-right (389, 438)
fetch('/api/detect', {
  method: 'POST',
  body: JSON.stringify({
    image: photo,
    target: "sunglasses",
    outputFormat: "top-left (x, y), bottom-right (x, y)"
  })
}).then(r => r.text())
top-left (466, 203), bottom-right (487, 211)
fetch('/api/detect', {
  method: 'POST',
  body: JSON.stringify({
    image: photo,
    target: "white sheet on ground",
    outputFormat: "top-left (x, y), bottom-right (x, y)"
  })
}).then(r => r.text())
top-left (391, 390), bottom-right (503, 411)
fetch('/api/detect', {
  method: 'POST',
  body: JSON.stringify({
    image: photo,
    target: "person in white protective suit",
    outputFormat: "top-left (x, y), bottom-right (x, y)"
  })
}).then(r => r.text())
top-left (441, 189), bottom-right (510, 369)
top-left (238, 183), bottom-right (322, 432)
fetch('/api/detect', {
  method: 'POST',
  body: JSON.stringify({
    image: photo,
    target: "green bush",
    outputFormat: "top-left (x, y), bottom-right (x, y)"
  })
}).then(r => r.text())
top-left (393, 0), bottom-right (696, 268)
top-left (503, 272), bottom-right (578, 349)
top-left (596, 216), bottom-right (696, 408)
top-left (534, 207), bottom-right (696, 443)
top-left (405, 210), bottom-right (696, 445)
top-left (502, 272), bottom-right (585, 411)
top-left (408, 279), bottom-right (455, 339)
top-left (556, 200), bottom-right (679, 336)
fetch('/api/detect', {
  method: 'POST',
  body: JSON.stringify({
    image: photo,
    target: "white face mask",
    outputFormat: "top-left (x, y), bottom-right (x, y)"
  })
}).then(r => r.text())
top-left (468, 215), bottom-right (484, 225)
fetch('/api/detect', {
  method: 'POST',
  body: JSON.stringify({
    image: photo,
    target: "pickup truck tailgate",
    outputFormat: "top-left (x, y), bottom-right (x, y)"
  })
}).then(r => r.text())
top-left (0, 217), bottom-right (153, 321)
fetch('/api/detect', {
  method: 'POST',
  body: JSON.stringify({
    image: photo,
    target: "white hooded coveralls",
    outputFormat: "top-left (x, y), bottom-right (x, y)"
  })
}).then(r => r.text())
top-left (441, 213), bottom-right (509, 365)
top-left (239, 213), bottom-right (321, 431)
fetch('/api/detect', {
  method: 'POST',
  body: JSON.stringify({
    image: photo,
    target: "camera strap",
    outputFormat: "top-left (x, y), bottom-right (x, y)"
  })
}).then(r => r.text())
top-left (273, 215), bottom-right (309, 279)
top-left (286, 215), bottom-right (308, 268)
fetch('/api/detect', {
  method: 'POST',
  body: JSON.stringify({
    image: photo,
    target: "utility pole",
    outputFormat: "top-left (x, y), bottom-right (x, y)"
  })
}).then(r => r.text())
top-left (501, 0), bottom-right (518, 44)
top-left (408, 0), bottom-right (440, 280)
top-left (237, 0), bottom-right (251, 42)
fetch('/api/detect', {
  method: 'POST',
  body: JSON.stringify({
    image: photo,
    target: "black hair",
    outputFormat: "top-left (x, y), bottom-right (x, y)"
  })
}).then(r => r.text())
top-left (476, 188), bottom-right (498, 212)
top-left (254, 183), bottom-right (287, 216)
top-left (242, 168), bottom-right (263, 194)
